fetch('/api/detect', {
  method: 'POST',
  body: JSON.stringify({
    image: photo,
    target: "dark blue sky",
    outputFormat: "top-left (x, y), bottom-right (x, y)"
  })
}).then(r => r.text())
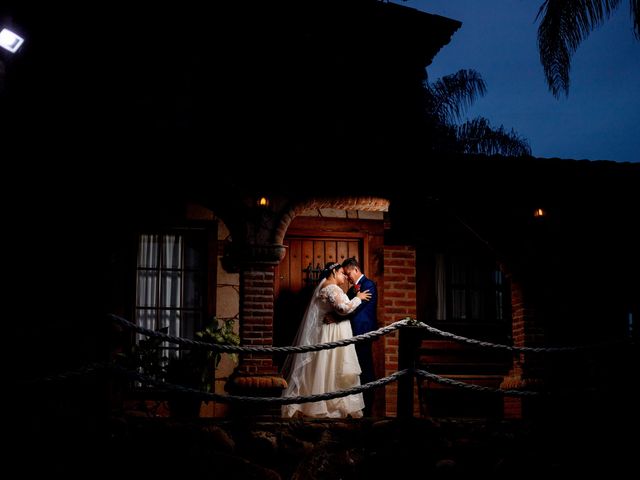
top-left (396, 0), bottom-right (640, 163)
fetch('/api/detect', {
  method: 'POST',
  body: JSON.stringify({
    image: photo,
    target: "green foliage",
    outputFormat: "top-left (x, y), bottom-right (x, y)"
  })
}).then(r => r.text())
top-left (123, 318), bottom-right (240, 394)
top-left (118, 327), bottom-right (170, 382)
top-left (166, 317), bottom-right (240, 393)
top-left (197, 317), bottom-right (241, 370)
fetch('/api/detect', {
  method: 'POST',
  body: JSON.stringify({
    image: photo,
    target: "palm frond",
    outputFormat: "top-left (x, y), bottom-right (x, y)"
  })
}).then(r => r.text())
top-left (456, 117), bottom-right (532, 157)
top-left (426, 69), bottom-right (487, 124)
top-left (537, 0), bottom-right (622, 97)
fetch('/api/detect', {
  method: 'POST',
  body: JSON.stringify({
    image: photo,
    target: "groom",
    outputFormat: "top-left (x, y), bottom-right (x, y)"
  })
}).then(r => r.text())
top-left (342, 257), bottom-right (377, 416)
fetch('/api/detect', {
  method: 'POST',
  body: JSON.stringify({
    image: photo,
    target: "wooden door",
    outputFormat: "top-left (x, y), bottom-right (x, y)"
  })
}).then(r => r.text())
top-left (274, 237), bottom-right (362, 368)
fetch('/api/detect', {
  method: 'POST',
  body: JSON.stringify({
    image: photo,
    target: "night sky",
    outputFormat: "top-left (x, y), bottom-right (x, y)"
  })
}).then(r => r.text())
top-left (2, 1), bottom-right (638, 162)
top-left (398, 0), bottom-right (640, 163)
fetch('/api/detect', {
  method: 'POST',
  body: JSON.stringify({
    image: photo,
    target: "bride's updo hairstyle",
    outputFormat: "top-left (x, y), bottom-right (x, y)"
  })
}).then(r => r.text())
top-left (321, 261), bottom-right (342, 280)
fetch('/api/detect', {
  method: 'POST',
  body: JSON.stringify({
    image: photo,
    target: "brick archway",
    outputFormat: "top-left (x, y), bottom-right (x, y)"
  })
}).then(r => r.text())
top-left (273, 196), bottom-right (390, 245)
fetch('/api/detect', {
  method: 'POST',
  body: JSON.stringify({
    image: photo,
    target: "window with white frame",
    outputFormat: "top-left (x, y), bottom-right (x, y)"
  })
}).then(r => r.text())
top-left (135, 230), bottom-right (207, 356)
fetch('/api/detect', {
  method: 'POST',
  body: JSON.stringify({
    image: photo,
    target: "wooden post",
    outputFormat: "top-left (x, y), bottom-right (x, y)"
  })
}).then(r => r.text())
top-left (397, 325), bottom-right (420, 418)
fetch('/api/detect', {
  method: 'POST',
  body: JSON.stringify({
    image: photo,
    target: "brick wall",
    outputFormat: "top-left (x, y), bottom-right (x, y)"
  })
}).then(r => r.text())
top-left (239, 266), bottom-right (278, 374)
top-left (383, 245), bottom-right (417, 417)
top-left (501, 278), bottom-right (544, 418)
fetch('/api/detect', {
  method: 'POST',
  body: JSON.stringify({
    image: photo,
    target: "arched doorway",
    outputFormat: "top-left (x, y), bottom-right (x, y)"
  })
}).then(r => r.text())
top-left (273, 199), bottom-right (388, 374)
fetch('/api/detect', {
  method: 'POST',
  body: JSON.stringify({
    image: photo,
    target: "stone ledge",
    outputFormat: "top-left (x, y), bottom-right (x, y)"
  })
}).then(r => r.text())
top-left (228, 375), bottom-right (288, 391)
top-left (225, 373), bottom-right (288, 417)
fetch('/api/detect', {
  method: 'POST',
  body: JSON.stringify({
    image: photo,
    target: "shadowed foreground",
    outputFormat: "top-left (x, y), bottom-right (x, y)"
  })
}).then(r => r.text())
top-left (15, 410), bottom-right (636, 478)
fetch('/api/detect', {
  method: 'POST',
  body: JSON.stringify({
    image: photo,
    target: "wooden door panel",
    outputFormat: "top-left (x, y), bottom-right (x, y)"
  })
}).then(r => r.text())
top-left (301, 240), bottom-right (314, 272)
top-left (278, 238), bottom-right (363, 292)
top-left (289, 240), bottom-right (302, 292)
top-left (337, 241), bottom-right (349, 264)
top-left (313, 240), bottom-right (325, 270)
top-left (347, 241), bottom-right (359, 260)
top-left (325, 241), bottom-right (337, 265)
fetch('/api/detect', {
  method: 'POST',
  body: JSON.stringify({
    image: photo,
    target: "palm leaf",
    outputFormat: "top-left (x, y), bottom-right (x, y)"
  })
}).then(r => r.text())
top-left (426, 69), bottom-right (487, 123)
top-left (537, 0), bottom-right (622, 97)
top-left (456, 117), bottom-right (532, 157)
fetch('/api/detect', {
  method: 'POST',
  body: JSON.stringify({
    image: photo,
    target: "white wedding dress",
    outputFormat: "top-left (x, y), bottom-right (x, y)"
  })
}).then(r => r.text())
top-left (281, 280), bottom-right (365, 418)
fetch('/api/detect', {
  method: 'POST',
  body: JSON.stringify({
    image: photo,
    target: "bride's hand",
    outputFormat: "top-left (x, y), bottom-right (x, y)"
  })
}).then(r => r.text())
top-left (357, 289), bottom-right (372, 301)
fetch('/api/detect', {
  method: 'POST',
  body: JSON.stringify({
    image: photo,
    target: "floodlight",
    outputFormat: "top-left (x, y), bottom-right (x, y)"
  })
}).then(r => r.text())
top-left (0, 28), bottom-right (24, 53)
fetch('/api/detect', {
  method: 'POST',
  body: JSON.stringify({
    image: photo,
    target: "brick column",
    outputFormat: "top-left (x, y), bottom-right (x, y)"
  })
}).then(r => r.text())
top-left (225, 244), bottom-right (288, 415)
top-left (501, 278), bottom-right (545, 418)
top-left (238, 266), bottom-right (278, 374)
top-left (383, 245), bottom-right (417, 417)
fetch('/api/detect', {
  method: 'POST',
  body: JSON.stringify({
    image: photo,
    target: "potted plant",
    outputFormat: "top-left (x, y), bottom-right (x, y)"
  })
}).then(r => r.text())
top-left (165, 317), bottom-right (240, 417)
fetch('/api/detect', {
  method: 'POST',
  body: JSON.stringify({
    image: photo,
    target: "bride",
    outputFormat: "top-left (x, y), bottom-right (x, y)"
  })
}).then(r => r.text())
top-left (281, 261), bottom-right (372, 418)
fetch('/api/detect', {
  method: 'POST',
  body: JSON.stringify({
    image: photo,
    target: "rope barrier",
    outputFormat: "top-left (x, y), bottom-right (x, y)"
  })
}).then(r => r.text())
top-left (20, 309), bottom-right (630, 414)
top-left (26, 362), bottom-right (608, 400)
top-left (26, 362), bottom-right (543, 399)
top-left (111, 314), bottom-right (627, 355)
top-left (48, 312), bottom-right (622, 405)
top-left (413, 369), bottom-right (541, 397)
top-left (110, 313), bottom-right (409, 353)
top-left (413, 319), bottom-right (628, 353)
top-left (114, 365), bottom-right (408, 405)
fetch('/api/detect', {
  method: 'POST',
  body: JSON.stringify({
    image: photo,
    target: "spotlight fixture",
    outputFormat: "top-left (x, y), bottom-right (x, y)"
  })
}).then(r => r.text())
top-left (0, 28), bottom-right (24, 53)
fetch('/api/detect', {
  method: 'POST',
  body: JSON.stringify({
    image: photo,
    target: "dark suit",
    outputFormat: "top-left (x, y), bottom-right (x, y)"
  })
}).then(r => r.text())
top-left (347, 275), bottom-right (377, 415)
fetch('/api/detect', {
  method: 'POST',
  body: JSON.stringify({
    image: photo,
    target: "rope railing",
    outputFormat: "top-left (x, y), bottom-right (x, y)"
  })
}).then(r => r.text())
top-left (19, 314), bottom-right (631, 417)
top-left (22, 312), bottom-right (621, 411)
top-left (413, 319), bottom-right (629, 353)
top-left (413, 369), bottom-right (541, 397)
top-left (117, 366), bottom-right (409, 405)
top-left (111, 313), bottom-right (627, 355)
top-left (24, 362), bottom-right (546, 399)
top-left (24, 361), bottom-right (409, 404)
top-left (109, 313), bottom-right (410, 353)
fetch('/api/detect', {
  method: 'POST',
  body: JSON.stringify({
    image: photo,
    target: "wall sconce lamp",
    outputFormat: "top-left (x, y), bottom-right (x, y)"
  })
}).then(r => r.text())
top-left (533, 208), bottom-right (546, 218)
top-left (256, 196), bottom-right (270, 208)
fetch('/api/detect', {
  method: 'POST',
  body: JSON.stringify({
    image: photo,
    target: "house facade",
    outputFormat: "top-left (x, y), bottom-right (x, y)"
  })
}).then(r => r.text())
top-left (104, 154), bottom-right (638, 419)
top-left (11, 2), bottom-right (637, 422)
